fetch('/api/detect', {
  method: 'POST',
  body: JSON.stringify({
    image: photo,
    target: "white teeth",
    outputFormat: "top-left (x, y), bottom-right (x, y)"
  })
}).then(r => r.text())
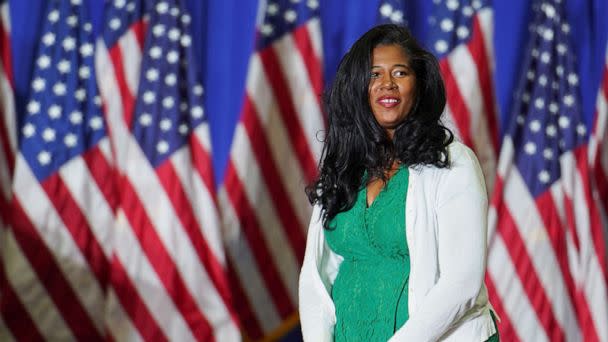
top-left (380, 98), bottom-right (398, 103)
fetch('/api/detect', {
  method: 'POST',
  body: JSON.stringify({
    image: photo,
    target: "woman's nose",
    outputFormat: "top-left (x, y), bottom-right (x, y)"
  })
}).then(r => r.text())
top-left (379, 76), bottom-right (396, 89)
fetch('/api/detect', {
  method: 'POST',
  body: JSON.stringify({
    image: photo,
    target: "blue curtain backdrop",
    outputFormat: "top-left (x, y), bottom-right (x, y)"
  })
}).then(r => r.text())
top-left (9, 0), bottom-right (608, 183)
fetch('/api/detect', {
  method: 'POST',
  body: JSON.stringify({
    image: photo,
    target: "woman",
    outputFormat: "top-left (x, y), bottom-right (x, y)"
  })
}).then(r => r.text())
top-left (299, 24), bottom-right (498, 341)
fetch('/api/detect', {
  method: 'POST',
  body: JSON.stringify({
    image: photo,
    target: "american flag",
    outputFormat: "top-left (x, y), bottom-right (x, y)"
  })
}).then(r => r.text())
top-left (376, 0), bottom-right (411, 26)
top-left (590, 42), bottom-right (608, 227)
top-left (1, 0), bottom-right (114, 340)
top-left (426, 0), bottom-right (499, 192)
top-left (486, 0), bottom-right (608, 341)
top-left (96, 0), bottom-right (239, 340)
top-left (218, 0), bottom-right (324, 339)
top-left (0, 0), bottom-right (15, 337)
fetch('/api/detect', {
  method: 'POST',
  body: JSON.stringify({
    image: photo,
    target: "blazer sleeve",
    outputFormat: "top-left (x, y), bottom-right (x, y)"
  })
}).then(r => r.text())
top-left (298, 205), bottom-right (341, 342)
top-left (389, 144), bottom-right (489, 342)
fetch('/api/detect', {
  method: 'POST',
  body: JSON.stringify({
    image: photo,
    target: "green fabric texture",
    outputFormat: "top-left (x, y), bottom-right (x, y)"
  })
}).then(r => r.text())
top-left (325, 166), bottom-right (410, 341)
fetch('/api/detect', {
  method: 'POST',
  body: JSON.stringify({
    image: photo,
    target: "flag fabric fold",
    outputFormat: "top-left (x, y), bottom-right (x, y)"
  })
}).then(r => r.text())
top-left (218, 0), bottom-right (325, 339)
top-left (486, 1), bottom-right (608, 341)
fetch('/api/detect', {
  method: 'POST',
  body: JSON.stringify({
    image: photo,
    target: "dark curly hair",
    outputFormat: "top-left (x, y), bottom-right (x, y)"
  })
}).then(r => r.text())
top-left (306, 24), bottom-right (453, 229)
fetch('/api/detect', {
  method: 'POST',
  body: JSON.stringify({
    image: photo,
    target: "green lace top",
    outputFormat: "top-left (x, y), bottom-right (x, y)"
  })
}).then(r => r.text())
top-left (325, 166), bottom-right (410, 341)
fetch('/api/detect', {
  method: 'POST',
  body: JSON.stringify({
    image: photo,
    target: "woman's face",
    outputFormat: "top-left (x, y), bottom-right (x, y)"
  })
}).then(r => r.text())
top-left (368, 44), bottom-right (416, 139)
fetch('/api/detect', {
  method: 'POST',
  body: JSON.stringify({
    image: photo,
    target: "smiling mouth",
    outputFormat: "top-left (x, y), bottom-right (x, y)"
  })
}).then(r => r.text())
top-left (377, 97), bottom-right (400, 108)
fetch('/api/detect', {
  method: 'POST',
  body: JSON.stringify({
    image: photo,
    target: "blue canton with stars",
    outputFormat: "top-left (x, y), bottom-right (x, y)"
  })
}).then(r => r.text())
top-left (20, 0), bottom-right (105, 182)
top-left (376, 0), bottom-right (412, 26)
top-left (256, 0), bottom-right (319, 50)
top-left (114, 0), bottom-right (205, 168)
top-left (508, 0), bottom-right (587, 198)
top-left (101, 0), bottom-right (144, 47)
top-left (427, 0), bottom-right (490, 58)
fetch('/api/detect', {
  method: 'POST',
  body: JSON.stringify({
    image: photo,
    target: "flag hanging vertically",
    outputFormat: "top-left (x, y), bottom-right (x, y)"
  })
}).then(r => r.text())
top-left (486, 0), bottom-right (608, 341)
top-left (96, 0), bottom-right (239, 340)
top-left (427, 0), bottom-right (499, 191)
top-left (1, 0), bottom-right (115, 340)
top-left (590, 42), bottom-right (608, 225)
top-left (218, 0), bottom-right (325, 339)
top-left (0, 0), bottom-right (15, 337)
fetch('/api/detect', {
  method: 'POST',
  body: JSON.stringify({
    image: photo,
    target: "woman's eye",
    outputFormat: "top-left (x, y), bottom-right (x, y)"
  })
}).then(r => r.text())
top-left (370, 72), bottom-right (380, 78)
top-left (393, 70), bottom-right (408, 77)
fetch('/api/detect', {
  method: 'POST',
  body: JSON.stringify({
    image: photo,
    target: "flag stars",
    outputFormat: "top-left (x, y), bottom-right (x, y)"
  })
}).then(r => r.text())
top-left (538, 75), bottom-right (547, 86)
top-left (168, 28), bottom-right (180, 41)
top-left (179, 123), bottom-right (188, 135)
top-left (42, 128), bottom-right (56, 142)
top-left (57, 59), bottom-right (71, 73)
top-left (191, 106), bottom-right (204, 118)
top-left (563, 94), bottom-right (574, 106)
top-left (42, 32), bottom-right (56, 46)
top-left (67, 15), bottom-right (78, 27)
top-left (529, 119), bottom-right (541, 132)
top-left (557, 43), bottom-right (566, 55)
top-left (48, 10), bottom-right (60, 23)
top-left (180, 102), bottom-right (188, 112)
top-left (558, 116), bottom-right (570, 129)
top-left (75, 88), bottom-right (86, 102)
top-left (156, 2), bottom-right (169, 14)
top-left (534, 98), bottom-right (545, 109)
top-left (146, 68), bottom-right (159, 82)
top-left (577, 124), bottom-right (586, 136)
top-left (83, 23), bottom-right (92, 32)
top-left (543, 148), bottom-right (554, 160)
top-left (63, 37), bottom-right (76, 51)
top-left (307, 0), bottom-right (319, 10)
top-left (440, 19), bottom-right (454, 32)
top-left (543, 3), bottom-right (556, 18)
top-left (38, 151), bottom-right (52, 165)
top-left (49, 105), bottom-right (62, 119)
top-left (90, 117), bottom-right (103, 130)
top-left (64, 134), bottom-right (77, 148)
top-left (22, 123), bottom-right (36, 138)
top-left (80, 43), bottom-right (94, 57)
top-left (94, 95), bottom-right (102, 107)
top-left (516, 115), bottom-right (525, 125)
top-left (435, 40), bottom-right (448, 54)
top-left (446, 0), bottom-right (459, 11)
top-left (32, 78), bottom-right (46, 92)
top-left (115, 0), bottom-right (126, 8)
top-left (160, 118), bottom-right (172, 131)
top-left (143, 91), bottom-right (156, 104)
top-left (540, 52), bottom-right (551, 64)
top-left (79, 66), bottom-right (90, 79)
top-left (27, 101), bottom-right (40, 114)
top-left (53, 82), bottom-right (67, 96)
top-left (181, 14), bottom-right (191, 25)
top-left (165, 74), bottom-right (177, 86)
top-left (457, 26), bottom-right (469, 39)
top-left (127, 2), bottom-right (136, 12)
top-left (139, 113), bottom-right (152, 126)
top-left (284, 9), bottom-right (297, 23)
top-left (157, 140), bottom-right (169, 154)
top-left (70, 111), bottom-right (83, 124)
top-left (193, 85), bottom-right (204, 96)
top-left (567, 73), bottom-right (578, 86)
top-left (110, 18), bottom-right (122, 30)
top-left (524, 142), bottom-right (537, 155)
top-left (181, 35), bottom-right (191, 47)
top-left (546, 124), bottom-right (557, 137)
top-left (390, 11), bottom-right (404, 24)
top-left (549, 102), bottom-right (558, 114)
top-left (561, 23), bottom-right (570, 34)
top-left (556, 65), bottom-right (564, 76)
top-left (462, 6), bottom-right (473, 16)
top-left (150, 46), bottom-right (162, 59)
top-left (472, 0), bottom-right (482, 9)
top-left (170, 7), bottom-right (180, 17)
top-left (162, 97), bottom-right (175, 109)
top-left (543, 28), bottom-right (554, 41)
top-left (261, 23), bottom-right (274, 36)
top-left (153, 24), bottom-right (166, 37)
top-left (38, 55), bottom-right (51, 69)
top-left (267, 3), bottom-right (279, 15)
top-left (167, 51), bottom-right (179, 64)
top-left (71, 0), bottom-right (82, 5)
top-left (538, 170), bottom-right (551, 184)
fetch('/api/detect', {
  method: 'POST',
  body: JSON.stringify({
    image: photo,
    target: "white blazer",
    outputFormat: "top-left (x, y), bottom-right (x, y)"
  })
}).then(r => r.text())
top-left (299, 141), bottom-right (497, 341)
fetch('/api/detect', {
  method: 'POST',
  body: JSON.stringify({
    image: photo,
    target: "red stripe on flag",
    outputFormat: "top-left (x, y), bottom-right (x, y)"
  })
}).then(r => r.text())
top-left (82, 146), bottom-right (119, 213)
top-left (484, 273), bottom-right (520, 342)
top-left (109, 255), bottom-right (168, 342)
top-left (258, 48), bottom-right (318, 182)
top-left (494, 194), bottom-right (566, 341)
top-left (439, 60), bottom-right (474, 148)
top-left (0, 17), bottom-right (14, 86)
top-left (41, 173), bottom-right (110, 286)
top-left (574, 147), bottom-right (608, 278)
top-left (0, 265), bottom-right (45, 341)
top-left (108, 45), bottom-right (136, 130)
top-left (129, 19), bottom-right (147, 50)
top-left (224, 160), bottom-right (295, 318)
top-left (155, 159), bottom-right (238, 323)
top-left (226, 258), bottom-right (263, 340)
top-left (468, 16), bottom-right (499, 151)
top-left (120, 180), bottom-right (215, 341)
top-left (10, 199), bottom-right (104, 341)
top-left (242, 95), bottom-right (306, 261)
top-left (189, 134), bottom-right (217, 203)
top-left (292, 25), bottom-right (323, 109)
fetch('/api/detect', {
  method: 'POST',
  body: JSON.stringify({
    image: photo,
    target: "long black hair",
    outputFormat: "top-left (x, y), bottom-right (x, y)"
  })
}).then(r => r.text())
top-left (306, 24), bottom-right (453, 229)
